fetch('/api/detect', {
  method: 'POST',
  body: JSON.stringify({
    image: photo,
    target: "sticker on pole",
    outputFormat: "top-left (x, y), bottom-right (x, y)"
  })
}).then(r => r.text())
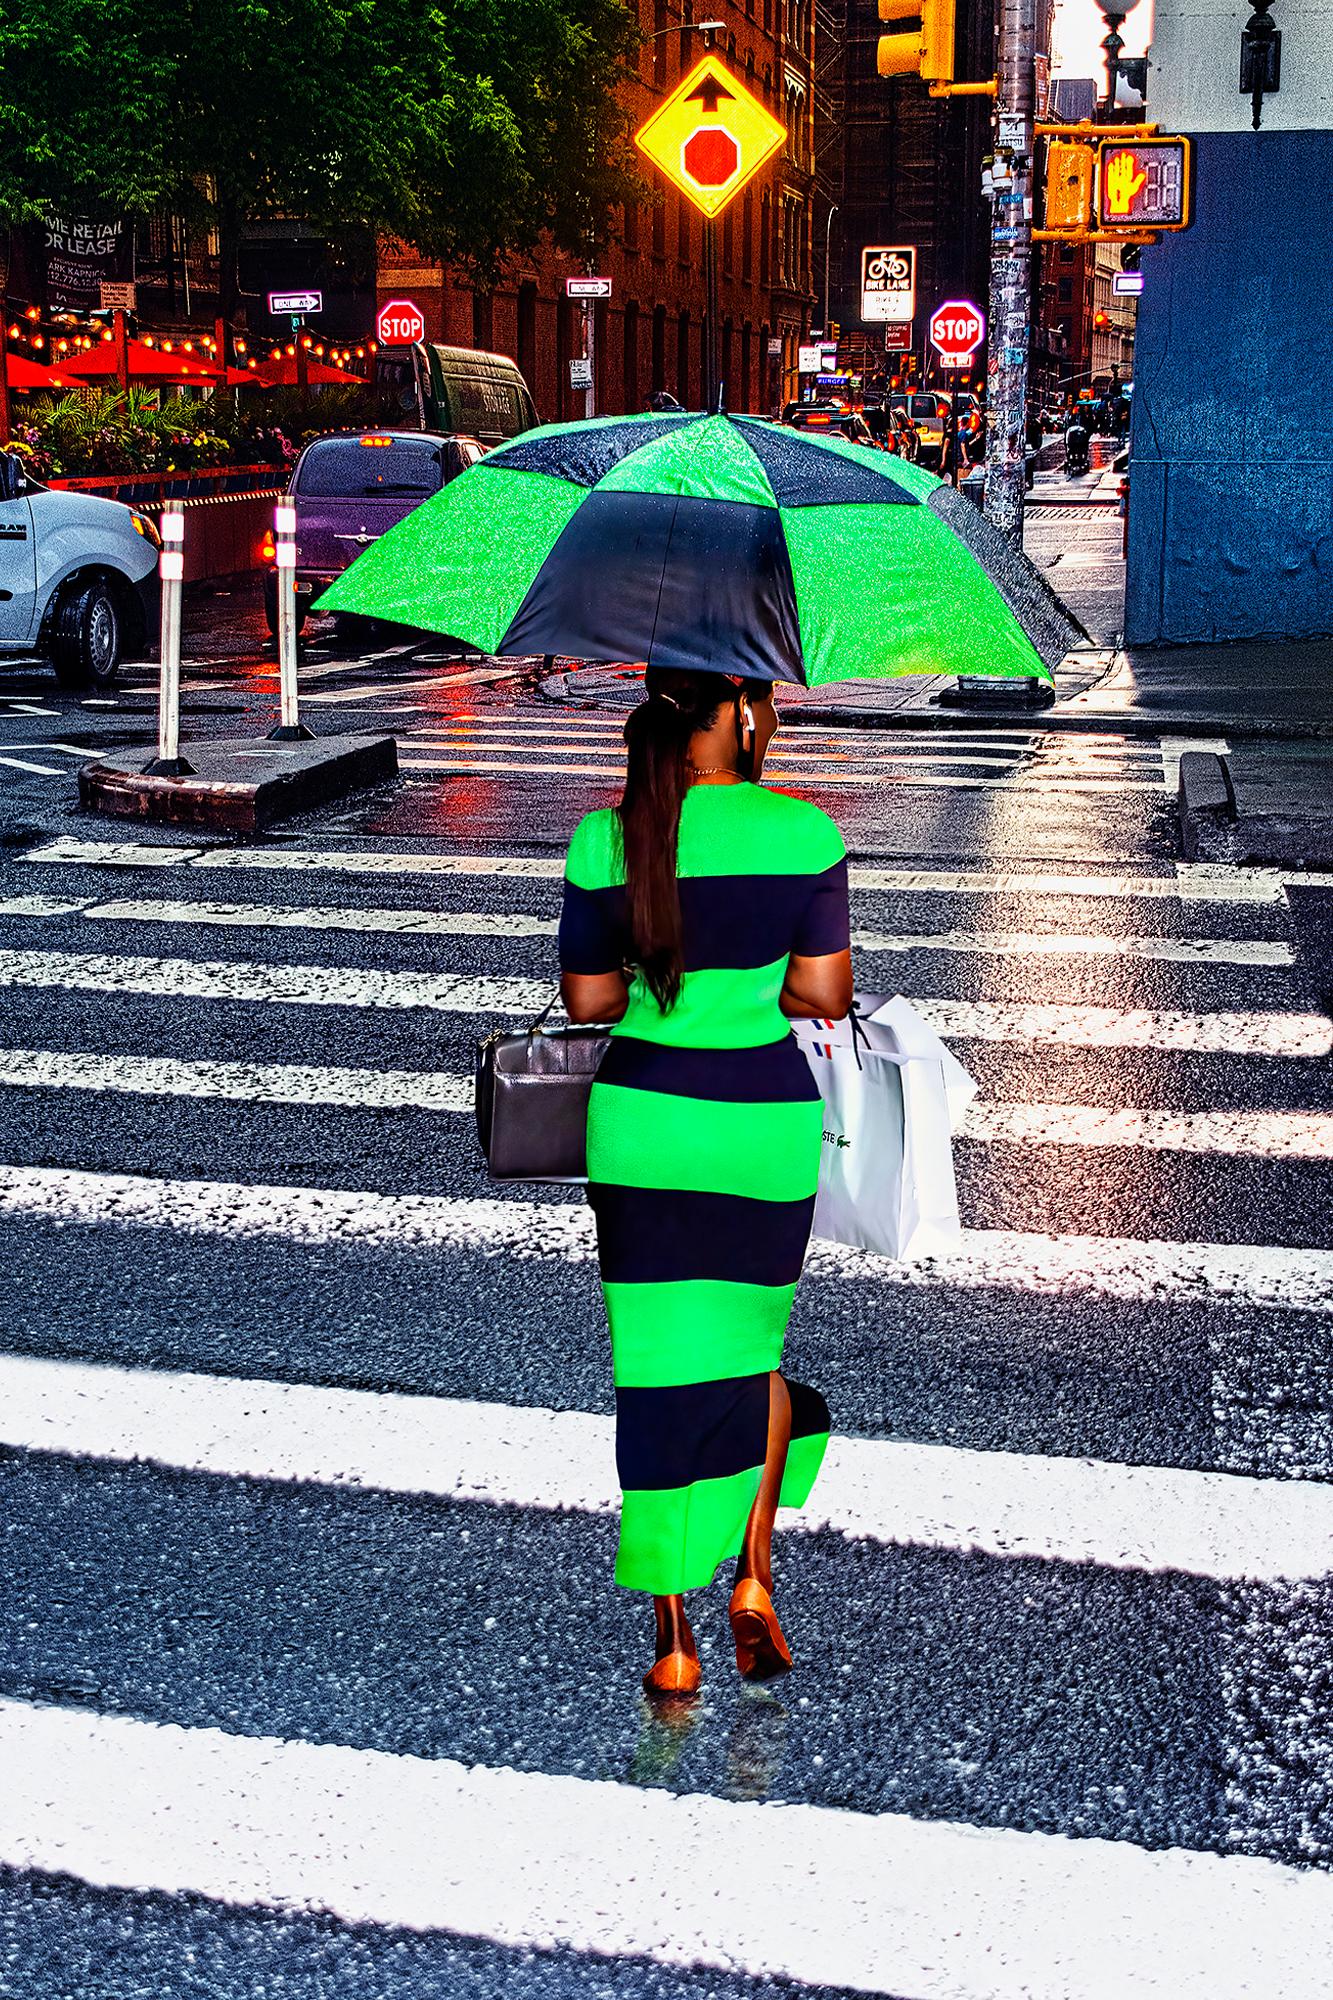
top-left (376, 299), bottom-right (425, 346)
top-left (929, 299), bottom-right (985, 370)
top-left (634, 54), bottom-right (786, 219)
top-left (861, 246), bottom-right (915, 324)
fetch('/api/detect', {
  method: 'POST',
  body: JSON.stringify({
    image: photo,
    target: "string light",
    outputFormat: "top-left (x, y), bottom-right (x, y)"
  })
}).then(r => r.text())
top-left (25, 306), bottom-right (39, 321)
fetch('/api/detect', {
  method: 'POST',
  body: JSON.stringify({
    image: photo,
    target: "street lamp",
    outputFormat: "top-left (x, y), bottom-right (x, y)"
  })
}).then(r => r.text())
top-left (822, 202), bottom-right (838, 339)
top-left (646, 17), bottom-right (724, 40)
top-left (1097, 0), bottom-right (1142, 117)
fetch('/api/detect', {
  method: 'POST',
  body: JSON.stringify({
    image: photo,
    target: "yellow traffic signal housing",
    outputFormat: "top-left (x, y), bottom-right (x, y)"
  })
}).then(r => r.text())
top-left (1044, 141), bottom-right (1095, 232)
top-left (877, 0), bottom-right (956, 85)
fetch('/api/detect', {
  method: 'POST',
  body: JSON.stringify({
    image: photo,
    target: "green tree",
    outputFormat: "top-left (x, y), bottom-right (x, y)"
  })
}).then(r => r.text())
top-left (0, 0), bottom-right (641, 307)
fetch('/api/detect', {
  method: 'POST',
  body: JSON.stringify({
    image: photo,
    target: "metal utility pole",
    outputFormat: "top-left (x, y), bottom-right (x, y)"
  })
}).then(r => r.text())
top-left (704, 219), bottom-right (719, 409)
top-left (983, 0), bottom-right (1037, 542)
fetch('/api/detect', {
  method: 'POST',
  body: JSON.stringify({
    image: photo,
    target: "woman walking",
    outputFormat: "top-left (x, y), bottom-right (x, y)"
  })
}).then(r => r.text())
top-left (559, 668), bottom-right (852, 1699)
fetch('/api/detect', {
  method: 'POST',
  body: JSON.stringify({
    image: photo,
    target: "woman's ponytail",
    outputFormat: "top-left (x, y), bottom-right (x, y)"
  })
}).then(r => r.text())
top-left (618, 667), bottom-right (741, 1010)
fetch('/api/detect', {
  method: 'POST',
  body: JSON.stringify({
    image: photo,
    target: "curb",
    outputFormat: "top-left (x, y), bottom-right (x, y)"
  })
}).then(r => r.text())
top-left (78, 733), bottom-right (398, 834)
top-left (538, 672), bottom-right (1333, 743)
top-left (1177, 750), bottom-right (1333, 869)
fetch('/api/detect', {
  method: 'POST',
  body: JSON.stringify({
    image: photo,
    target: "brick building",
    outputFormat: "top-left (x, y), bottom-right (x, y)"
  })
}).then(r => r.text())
top-left (378, 1), bottom-right (819, 421)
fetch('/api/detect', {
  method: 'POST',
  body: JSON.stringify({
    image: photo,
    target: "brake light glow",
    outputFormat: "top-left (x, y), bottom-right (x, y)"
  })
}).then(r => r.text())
top-left (261, 530), bottom-right (276, 564)
top-left (359, 435), bottom-right (393, 446)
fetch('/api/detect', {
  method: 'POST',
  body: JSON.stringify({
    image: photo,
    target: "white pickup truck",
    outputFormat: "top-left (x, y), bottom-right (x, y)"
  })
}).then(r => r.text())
top-left (0, 451), bottom-right (161, 688)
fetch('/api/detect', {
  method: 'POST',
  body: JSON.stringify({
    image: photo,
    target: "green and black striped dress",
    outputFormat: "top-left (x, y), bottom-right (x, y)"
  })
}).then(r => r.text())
top-left (559, 782), bottom-right (850, 1597)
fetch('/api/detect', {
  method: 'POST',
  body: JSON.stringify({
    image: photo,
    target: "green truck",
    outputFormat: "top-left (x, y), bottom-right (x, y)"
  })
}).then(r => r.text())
top-left (377, 343), bottom-right (539, 446)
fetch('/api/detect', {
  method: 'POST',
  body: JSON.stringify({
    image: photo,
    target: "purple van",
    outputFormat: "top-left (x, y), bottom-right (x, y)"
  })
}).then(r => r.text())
top-left (263, 428), bottom-right (484, 636)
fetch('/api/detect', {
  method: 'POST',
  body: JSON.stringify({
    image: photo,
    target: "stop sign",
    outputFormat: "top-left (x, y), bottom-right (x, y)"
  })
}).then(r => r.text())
top-left (928, 298), bottom-right (985, 367)
top-left (376, 298), bottom-right (425, 346)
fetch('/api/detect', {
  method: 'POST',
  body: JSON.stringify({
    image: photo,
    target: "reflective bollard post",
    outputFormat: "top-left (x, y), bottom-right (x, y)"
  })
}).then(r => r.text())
top-left (143, 509), bottom-right (194, 775)
top-left (269, 500), bottom-right (313, 741)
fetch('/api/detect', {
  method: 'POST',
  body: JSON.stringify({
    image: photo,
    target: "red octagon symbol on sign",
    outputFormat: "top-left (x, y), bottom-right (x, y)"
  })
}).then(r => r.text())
top-left (682, 127), bottom-right (740, 189)
top-left (376, 298), bottom-right (426, 346)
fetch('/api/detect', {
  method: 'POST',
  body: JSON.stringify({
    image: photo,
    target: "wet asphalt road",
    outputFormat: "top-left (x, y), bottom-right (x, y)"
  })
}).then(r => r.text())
top-left (0, 512), bottom-right (1330, 1996)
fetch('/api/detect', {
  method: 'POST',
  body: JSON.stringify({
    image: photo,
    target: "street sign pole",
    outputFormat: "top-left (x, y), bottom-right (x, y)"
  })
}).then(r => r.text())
top-left (983, 0), bottom-right (1036, 543)
top-left (584, 299), bottom-right (596, 420)
top-left (704, 218), bottom-right (719, 409)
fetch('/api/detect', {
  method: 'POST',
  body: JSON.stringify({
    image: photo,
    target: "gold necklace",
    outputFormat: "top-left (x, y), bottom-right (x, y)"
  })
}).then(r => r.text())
top-left (687, 761), bottom-right (739, 776)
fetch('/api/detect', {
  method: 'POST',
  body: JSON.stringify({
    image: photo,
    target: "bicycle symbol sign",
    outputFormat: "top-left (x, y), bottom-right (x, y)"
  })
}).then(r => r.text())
top-left (861, 245), bottom-right (915, 324)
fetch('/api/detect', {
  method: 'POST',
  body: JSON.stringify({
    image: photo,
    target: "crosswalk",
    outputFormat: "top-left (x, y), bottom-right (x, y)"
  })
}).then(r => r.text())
top-left (382, 705), bottom-right (1219, 797)
top-left (0, 825), bottom-right (1329, 1996)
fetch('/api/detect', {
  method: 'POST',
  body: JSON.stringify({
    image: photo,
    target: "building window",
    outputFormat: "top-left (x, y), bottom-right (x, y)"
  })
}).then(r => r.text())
top-left (760, 193), bottom-right (770, 286)
top-left (472, 290), bottom-right (493, 350)
top-left (517, 282), bottom-right (537, 393)
top-left (557, 293), bottom-right (575, 419)
top-left (652, 304), bottom-right (666, 393)
top-left (624, 202), bottom-right (639, 254)
top-left (1057, 276), bottom-right (1073, 302)
top-left (1059, 243), bottom-right (1075, 262)
top-left (722, 319), bottom-right (734, 403)
top-left (678, 196), bottom-right (690, 264)
top-left (764, 0), bottom-right (772, 30)
top-left (723, 204), bottom-right (734, 276)
top-left (742, 189), bottom-right (753, 282)
top-left (653, 0), bottom-right (668, 84)
top-left (676, 310), bottom-right (691, 406)
top-left (741, 323), bottom-right (752, 409)
top-left (653, 195), bottom-right (666, 259)
top-left (623, 301), bottom-right (639, 413)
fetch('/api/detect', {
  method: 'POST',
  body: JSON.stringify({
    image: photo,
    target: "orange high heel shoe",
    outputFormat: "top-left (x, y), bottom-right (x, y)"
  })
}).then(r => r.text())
top-left (729, 1578), bottom-right (793, 1681)
top-left (642, 1651), bottom-right (702, 1699)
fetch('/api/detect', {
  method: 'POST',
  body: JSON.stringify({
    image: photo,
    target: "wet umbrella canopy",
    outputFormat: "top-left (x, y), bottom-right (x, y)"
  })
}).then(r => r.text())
top-left (318, 411), bottom-right (1085, 684)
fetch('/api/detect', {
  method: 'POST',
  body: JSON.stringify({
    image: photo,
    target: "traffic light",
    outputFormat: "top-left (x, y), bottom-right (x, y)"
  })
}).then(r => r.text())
top-left (1093, 309), bottom-right (1111, 330)
top-left (1095, 138), bottom-right (1191, 229)
top-left (1043, 141), bottom-right (1094, 233)
top-left (877, 0), bottom-right (956, 86)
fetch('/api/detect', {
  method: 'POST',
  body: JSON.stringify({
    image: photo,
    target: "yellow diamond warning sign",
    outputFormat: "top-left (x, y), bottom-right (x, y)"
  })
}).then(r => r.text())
top-left (634, 54), bottom-right (787, 219)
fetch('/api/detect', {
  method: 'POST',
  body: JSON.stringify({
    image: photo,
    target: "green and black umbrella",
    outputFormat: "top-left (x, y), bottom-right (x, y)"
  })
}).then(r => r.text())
top-left (318, 411), bottom-right (1084, 685)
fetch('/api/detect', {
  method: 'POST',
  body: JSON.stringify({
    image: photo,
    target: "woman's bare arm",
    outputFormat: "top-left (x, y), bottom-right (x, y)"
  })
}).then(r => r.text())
top-left (561, 969), bottom-right (630, 1024)
top-left (779, 949), bottom-right (854, 1020)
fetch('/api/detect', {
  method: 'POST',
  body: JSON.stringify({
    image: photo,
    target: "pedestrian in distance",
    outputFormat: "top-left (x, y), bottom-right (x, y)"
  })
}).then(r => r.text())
top-left (559, 669), bottom-right (853, 1700)
top-left (1024, 407), bottom-right (1043, 490)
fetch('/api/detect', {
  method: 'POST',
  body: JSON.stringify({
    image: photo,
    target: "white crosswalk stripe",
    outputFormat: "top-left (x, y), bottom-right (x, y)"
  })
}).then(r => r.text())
top-left (0, 1164), bottom-right (1327, 1311)
top-left (0, 947), bottom-right (1323, 1052)
top-left (6, 1698), bottom-right (1329, 2000)
top-left (0, 822), bottom-right (1328, 1993)
top-left (5, 1353), bottom-right (1331, 1580)
top-left (27, 837), bottom-right (1333, 905)
top-left (0, 1048), bottom-right (1326, 1160)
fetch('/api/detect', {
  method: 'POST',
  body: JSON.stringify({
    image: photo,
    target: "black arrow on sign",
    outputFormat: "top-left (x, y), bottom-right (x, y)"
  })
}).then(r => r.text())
top-left (686, 75), bottom-right (736, 113)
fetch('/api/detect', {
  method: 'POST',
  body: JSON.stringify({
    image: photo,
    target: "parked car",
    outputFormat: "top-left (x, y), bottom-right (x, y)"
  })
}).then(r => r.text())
top-left (0, 451), bottom-right (159, 688)
top-left (263, 429), bottom-right (485, 637)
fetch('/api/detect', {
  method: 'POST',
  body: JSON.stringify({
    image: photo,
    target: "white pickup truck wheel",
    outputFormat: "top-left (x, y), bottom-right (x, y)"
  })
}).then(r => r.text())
top-left (49, 576), bottom-right (122, 689)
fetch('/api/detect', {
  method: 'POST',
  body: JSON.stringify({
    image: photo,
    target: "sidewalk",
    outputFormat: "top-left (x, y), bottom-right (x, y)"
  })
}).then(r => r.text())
top-left (540, 474), bottom-right (1333, 867)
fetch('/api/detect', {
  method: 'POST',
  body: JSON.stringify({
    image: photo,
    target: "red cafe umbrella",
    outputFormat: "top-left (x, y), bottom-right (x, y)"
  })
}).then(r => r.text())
top-left (63, 339), bottom-right (238, 386)
top-left (252, 355), bottom-right (364, 387)
top-left (5, 351), bottom-right (76, 392)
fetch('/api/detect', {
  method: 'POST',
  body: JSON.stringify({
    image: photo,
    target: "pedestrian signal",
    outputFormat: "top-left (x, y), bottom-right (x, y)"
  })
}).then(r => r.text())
top-left (1043, 141), bottom-right (1094, 233)
top-left (1095, 138), bottom-right (1191, 230)
top-left (877, 0), bottom-right (956, 85)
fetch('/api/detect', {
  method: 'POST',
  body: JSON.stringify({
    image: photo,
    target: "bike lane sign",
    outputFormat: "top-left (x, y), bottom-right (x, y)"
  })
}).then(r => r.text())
top-left (861, 247), bottom-right (915, 324)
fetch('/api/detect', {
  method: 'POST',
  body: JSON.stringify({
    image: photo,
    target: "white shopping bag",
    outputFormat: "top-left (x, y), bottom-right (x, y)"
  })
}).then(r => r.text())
top-left (791, 992), bottom-right (976, 1261)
